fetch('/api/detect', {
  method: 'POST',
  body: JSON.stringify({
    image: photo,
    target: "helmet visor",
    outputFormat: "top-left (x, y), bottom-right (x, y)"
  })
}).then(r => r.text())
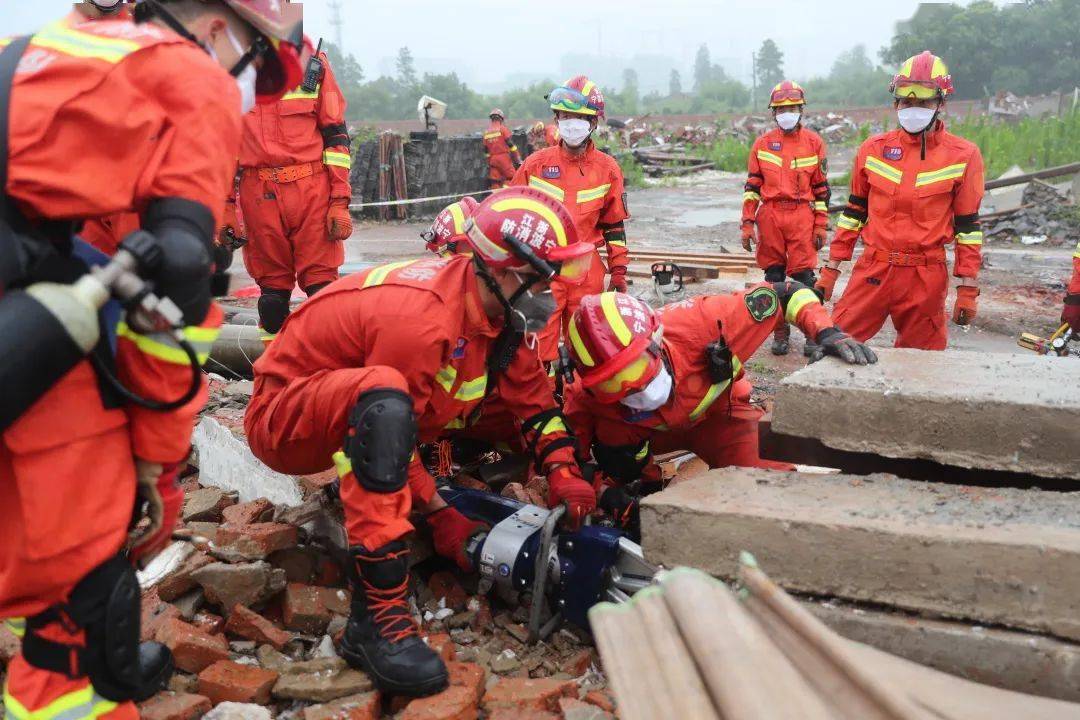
top-left (590, 352), bottom-right (659, 403)
top-left (549, 87), bottom-right (596, 116)
top-left (770, 87), bottom-right (804, 105)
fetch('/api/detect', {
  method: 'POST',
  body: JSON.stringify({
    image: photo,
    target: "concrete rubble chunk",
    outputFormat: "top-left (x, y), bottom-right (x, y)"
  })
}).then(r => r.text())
top-left (641, 471), bottom-right (1080, 641)
top-left (772, 348), bottom-right (1080, 480)
top-left (302, 691), bottom-right (381, 720)
top-left (202, 702), bottom-right (273, 720)
top-left (272, 666), bottom-right (374, 703)
top-left (183, 487), bottom-right (235, 523)
top-left (214, 522), bottom-right (299, 561)
top-left (191, 561), bottom-right (286, 612)
top-left (137, 691), bottom-right (212, 720)
top-left (192, 417), bottom-right (304, 507)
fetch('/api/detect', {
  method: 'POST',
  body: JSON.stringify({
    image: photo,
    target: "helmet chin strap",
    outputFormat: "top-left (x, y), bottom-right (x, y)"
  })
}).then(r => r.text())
top-left (472, 256), bottom-right (541, 329)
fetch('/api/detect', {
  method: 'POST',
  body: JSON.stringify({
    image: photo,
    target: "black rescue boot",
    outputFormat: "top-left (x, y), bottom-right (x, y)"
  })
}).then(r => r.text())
top-left (339, 541), bottom-right (448, 697)
top-left (771, 322), bottom-right (791, 356)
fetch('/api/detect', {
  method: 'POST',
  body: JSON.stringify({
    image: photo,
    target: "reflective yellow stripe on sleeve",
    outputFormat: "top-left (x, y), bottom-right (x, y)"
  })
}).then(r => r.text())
top-left (864, 156), bottom-right (903, 184)
top-left (323, 150), bottom-right (352, 169)
top-left (576, 183), bottom-right (612, 204)
top-left (743, 191), bottom-right (761, 202)
top-left (540, 415), bottom-right (567, 435)
top-left (634, 441), bottom-right (649, 462)
top-left (756, 149), bottom-right (782, 167)
top-left (3, 683), bottom-right (119, 720)
top-left (4, 618), bottom-right (25, 638)
top-left (955, 231), bottom-right (984, 246)
top-left (117, 323), bottom-right (219, 365)
top-left (688, 357), bottom-right (743, 422)
top-left (785, 288), bottom-right (821, 325)
top-left (31, 20), bottom-right (140, 64)
top-left (362, 260), bottom-right (417, 288)
top-left (813, 201), bottom-right (828, 212)
top-left (837, 214), bottom-right (864, 232)
top-left (528, 176), bottom-right (565, 202)
top-left (454, 374), bottom-right (487, 402)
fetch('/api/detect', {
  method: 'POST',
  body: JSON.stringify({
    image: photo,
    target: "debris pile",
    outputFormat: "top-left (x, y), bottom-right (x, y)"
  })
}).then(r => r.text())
top-left (983, 178), bottom-right (1080, 245)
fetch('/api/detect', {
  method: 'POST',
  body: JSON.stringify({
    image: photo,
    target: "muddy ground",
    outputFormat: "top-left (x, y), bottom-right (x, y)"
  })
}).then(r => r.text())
top-left (227, 169), bottom-right (1074, 401)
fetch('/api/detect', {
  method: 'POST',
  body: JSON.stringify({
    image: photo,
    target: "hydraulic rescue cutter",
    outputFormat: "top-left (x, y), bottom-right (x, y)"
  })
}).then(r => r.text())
top-left (1018, 323), bottom-right (1079, 357)
top-left (439, 485), bottom-right (657, 643)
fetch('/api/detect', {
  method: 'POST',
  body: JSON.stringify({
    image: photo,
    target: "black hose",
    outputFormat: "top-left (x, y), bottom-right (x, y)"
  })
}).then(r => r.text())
top-left (90, 336), bottom-right (203, 411)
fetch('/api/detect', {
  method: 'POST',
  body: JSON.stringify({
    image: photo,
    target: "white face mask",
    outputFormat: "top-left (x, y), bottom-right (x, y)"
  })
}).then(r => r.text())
top-left (775, 112), bottom-right (801, 131)
top-left (620, 366), bottom-right (672, 412)
top-left (558, 118), bottom-right (592, 147)
top-left (897, 106), bottom-right (936, 134)
top-left (220, 26), bottom-right (258, 114)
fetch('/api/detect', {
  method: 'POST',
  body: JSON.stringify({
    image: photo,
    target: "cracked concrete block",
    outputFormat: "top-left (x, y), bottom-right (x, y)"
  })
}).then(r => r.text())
top-left (192, 417), bottom-right (303, 508)
top-left (641, 470), bottom-right (1080, 641)
top-left (772, 349), bottom-right (1080, 481)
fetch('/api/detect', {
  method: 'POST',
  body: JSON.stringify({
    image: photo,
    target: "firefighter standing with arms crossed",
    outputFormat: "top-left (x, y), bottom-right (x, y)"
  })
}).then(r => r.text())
top-left (230, 36), bottom-right (353, 343)
top-left (483, 109), bottom-right (521, 190)
top-left (741, 80), bottom-right (831, 356)
top-left (245, 187), bottom-right (598, 697)
top-left (513, 76), bottom-right (630, 363)
top-left (0, 1), bottom-right (302, 716)
top-left (563, 287), bottom-right (876, 532)
top-left (817, 51), bottom-right (985, 350)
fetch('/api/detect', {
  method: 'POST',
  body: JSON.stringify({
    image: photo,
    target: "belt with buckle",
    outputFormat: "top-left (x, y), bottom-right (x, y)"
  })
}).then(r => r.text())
top-left (252, 161), bottom-right (322, 183)
top-left (866, 246), bottom-right (946, 266)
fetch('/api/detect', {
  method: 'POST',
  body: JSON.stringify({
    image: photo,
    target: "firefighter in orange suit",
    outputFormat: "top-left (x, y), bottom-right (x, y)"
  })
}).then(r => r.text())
top-left (483, 109), bottom-right (521, 189)
top-left (817, 52), bottom-right (984, 351)
top-left (0, 2), bottom-right (301, 718)
top-left (1062, 244), bottom-right (1080, 333)
top-left (741, 80), bottom-right (831, 356)
top-left (545, 121), bottom-right (561, 148)
top-left (236, 37), bottom-right (353, 343)
top-left (422, 196), bottom-right (479, 256)
top-left (563, 290), bottom-right (875, 530)
top-left (512, 76), bottom-right (630, 363)
top-left (245, 188), bottom-right (597, 697)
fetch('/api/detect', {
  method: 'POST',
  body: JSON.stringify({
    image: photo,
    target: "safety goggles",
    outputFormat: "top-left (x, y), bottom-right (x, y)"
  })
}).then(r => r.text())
top-left (770, 88), bottom-right (803, 104)
top-left (589, 351), bottom-right (662, 403)
top-left (893, 82), bottom-right (941, 100)
top-left (549, 87), bottom-right (596, 116)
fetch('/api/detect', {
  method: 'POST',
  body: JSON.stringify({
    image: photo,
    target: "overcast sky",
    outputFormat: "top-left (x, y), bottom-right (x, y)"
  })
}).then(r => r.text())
top-left (10, 1), bottom-right (994, 92)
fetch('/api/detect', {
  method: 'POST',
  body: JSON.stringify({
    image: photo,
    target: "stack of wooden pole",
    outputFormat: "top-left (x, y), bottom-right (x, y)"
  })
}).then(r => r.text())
top-left (589, 557), bottom-right (1080, 720)
top-left (602, 248), bottom-right (757, 282)
top-left (376, 132), bottom-right (409, 220)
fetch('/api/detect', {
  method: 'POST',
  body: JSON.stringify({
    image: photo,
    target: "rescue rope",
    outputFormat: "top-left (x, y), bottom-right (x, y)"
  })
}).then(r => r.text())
top-left (349, 188), bottom-right (494, 211)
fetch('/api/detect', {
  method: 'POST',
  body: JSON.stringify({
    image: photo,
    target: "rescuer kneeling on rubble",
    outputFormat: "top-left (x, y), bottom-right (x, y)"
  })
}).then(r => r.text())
top-left (245, 187), bottom-right (598, 697)
top-left (563, 288), bottom-right (876, 535)
top-left (817, 51), bottom-right (985, 350)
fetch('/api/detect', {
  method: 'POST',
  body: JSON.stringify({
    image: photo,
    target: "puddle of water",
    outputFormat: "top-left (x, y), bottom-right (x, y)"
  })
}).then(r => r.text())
top-left (673, 207), bottom-right (741, 227)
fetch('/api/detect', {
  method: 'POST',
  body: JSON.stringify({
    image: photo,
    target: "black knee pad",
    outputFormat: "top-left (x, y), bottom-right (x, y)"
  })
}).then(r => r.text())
top-left (304, 282), bottom-right (330, 297)
top-left (23, 555), bottom-right (173, 702)
top-left (764, 264), bottom-right (786, 283)
top-left (791, 269), bottom-right (817, 287)
top-left (257, 288), bottom-right (292, 334)
top-left (343, 388), bottom-right (417, 493)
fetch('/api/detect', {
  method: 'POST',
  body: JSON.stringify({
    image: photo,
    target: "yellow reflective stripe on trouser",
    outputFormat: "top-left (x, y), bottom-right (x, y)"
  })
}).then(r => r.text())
top-left (323, 150), bottom-right (352, 169)
top-left (454, 374), bottom-right (487, 402)
top-left (790, 155), bottom-right (819, 169)
top-left (567, 318), bottom-right (595, 367)
top-left (955, 231), bottom-right (984, 246)
top-left (916, 163), bottom-right (967, 187)
top-left (599, 293), bottom-right (632, 346)
top-left (4, 618), bottom-right (25, 638)
top-left (3, 683), bottom-right (119, 720)
top-left (743, 191), bottom-right (761, 202)
top-left (837, 214), bottom-right (864, 232)
top-left (864, 156), bottom-right (902, 184)
top-left (756, 150), bottom-right (782, 167)
top-left (813, 201), bottom-right (828, 212)
top-left (362, 260), bottom-right (416, 288)
top-left (688, 357), bottom-right (742, 422)
top-left (116, 323), bottom-right (219, 365)
top-left (31, 20), bottom-right (140, 64)
top-left (576, 183), bottom-right (611, 204)
top-left (281, 86), bottom-right (320, 101)
top-left (528, 176), bottom-right (565, 202)
top-left (785, 288), bottom-right (821, 324)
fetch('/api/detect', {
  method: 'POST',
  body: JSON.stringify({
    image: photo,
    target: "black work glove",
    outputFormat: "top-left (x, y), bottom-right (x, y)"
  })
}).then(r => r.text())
top-left (599, 485), bottom-right (641, 540)
top-left (812, 327), bottom-right (877, 365)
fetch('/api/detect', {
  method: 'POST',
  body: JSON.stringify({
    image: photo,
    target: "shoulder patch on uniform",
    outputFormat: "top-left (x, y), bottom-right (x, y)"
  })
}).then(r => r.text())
top-left (883, 146), bottom-right (902, 161)
top-left (542, 165), bottom-right (561, 179)
top-left (744, 287), bottom-right (779, 322)
top-left (768, 141), bottom-right (782, 151)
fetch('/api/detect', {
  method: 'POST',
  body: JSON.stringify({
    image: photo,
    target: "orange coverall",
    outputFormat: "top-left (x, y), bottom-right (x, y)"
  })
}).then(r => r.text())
top-left (80, 212), bottom-right (141, 256)
top-left (829, 122), bottom-right (984, 350)
top-left (512, 142), bottom-right (630, 362)
top-left (238, 52), bottom-right (351, 296)
top-left (564, 285), bottom-right (833, 479)
top-left (545, 122), bottom-right (560, 148)
top-left (482, 120), bottom-right (521, 189)
top-left (0, 14), bottom-right (235, 718)
top-left (245, 255), bottom-right (576, 550)
top-left (742, 126), bottom-right (830, 276)
top-left (1070, 244), bottom-right (1080, 294)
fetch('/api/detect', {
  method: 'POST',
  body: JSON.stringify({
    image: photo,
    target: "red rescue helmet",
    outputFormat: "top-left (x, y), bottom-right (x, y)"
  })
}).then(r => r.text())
top-left (466, 187), bottom-right (593, 284)
top-left (890, 51), bottom-right (954, 100)
top-left (549, 76), bottom-right (605, 120)
top-left (567, 293), bottom-right (665, 403)
top-left (137, 0), bottom-right (303, 105)
top-left (489, 108), bottom-right (505, 120)
top-left (768, 80), bottom-right (805, 108)
top-left (424, 196), bottom-right (479, 255)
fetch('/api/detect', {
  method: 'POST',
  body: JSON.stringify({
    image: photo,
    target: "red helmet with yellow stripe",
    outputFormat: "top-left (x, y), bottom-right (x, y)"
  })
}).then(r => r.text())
top-left (424, 196), bottom-right (479, 255)
top-left (768, 80), bottom-right (805, 108)
top-left (466, 187), bottom-right (593, 283)
top-left (568, 293), bottom-right (664, 403)
top-left (549, 76), bottom-right (606, 120)
top-left (890, 51), bottom-right (953, 100)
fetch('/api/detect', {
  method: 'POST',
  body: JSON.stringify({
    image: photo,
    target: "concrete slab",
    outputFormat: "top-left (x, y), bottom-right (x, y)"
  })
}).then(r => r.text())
top-left (772, 348), bottom-right (1080, 481)
top-left (191, 417), bottom-right (304, 508)
top-left (640, 470), bottom-right (1080, 641)
top-left (806, 598), bottom-right (1080, 703)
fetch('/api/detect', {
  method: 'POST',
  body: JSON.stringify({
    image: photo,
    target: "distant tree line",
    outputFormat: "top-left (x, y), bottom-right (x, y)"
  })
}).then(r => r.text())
top-left (330, 0), bottom-right (1078, 123)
